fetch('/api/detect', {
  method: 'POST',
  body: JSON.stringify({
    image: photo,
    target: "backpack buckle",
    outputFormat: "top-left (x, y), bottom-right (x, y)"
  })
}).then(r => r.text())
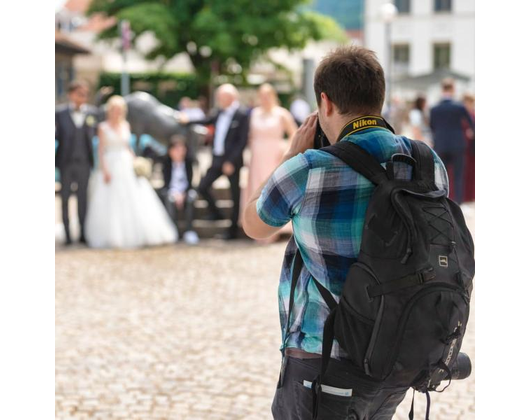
top-left (420, 268), bottom-right (436, 284)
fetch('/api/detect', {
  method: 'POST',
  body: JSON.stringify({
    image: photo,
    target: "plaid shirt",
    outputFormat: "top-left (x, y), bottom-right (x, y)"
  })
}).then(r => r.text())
top-left (256, 127), bottom-right (449, 358)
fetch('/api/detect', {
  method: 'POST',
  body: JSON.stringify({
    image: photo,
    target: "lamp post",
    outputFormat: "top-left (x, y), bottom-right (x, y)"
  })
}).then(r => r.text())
top-left (380, 2), bottom-right (397, 115)
top-left (120, 20), bottom-right (131, 96)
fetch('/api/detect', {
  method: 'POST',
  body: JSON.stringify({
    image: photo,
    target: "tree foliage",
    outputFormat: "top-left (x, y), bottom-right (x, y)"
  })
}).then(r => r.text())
top-left (88, 0), bottom-right (347, 93)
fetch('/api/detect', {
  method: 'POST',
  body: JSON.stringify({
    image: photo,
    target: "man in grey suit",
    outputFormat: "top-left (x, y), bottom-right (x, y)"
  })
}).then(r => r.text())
top-left (55, 81), bottom-right (98, 244)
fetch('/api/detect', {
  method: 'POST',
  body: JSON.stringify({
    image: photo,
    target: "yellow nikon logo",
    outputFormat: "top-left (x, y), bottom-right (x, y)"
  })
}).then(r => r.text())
top-left (352, 119), bottom-right (377, 130)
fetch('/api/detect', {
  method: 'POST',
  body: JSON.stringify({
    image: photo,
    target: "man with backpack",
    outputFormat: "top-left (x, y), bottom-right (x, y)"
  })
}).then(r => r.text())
top-left (243, 46), bottom-right (474, 419)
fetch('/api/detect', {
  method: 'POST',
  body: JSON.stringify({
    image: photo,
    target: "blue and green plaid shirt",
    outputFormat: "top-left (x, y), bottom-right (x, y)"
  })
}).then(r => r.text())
top-left (256, 127), bottom-right (449, 358)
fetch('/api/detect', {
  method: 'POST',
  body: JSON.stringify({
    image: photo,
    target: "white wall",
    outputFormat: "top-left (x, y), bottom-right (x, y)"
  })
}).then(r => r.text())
top-left (365, 0), bottom-right (475, 78)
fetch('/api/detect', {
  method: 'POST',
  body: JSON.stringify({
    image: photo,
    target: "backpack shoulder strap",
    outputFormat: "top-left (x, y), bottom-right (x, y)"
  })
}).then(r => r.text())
top-left (284, 250), bottom-right (304, 353)
top-left (321, 141), bottom-right (388, 185)
top-left (287, 252), bottom-right (338, 420)
top-left (410, 140), bottom-right (436, 187)
top-left (285, 252), bottom-right (337, 341)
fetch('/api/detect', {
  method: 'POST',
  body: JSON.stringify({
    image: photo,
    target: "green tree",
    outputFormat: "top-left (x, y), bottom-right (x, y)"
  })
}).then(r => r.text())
top-left (88, 0), bottom-right (346, 96)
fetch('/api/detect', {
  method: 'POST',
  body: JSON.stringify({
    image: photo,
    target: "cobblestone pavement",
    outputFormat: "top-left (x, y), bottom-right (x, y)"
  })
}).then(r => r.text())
top-left (56, 205), bottom-right (475, 420)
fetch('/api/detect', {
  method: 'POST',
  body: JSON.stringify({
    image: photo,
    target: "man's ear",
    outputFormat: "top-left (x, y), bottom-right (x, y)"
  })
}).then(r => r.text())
top-left (321, 92), bottom-right (334, 117)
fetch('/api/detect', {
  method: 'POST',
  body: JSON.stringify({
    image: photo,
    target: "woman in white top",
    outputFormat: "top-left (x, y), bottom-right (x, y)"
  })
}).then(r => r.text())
top-left (85, 96), bottom-right (177, 248)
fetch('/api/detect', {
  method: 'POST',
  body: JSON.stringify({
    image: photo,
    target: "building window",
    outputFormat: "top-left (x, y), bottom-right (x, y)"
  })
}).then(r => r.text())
top-left (395, 0), bottom-right (411, 14)
top-left (393, 44), bottom-right (410, 75)
top-left (435, 0), bottom-right (452, 12)
top-left (433, 43), bottom-right (451, 69)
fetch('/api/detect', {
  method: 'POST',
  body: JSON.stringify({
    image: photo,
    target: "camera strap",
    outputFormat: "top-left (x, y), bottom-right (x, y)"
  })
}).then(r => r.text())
top-left (337, 115), bottom-right (395, 142)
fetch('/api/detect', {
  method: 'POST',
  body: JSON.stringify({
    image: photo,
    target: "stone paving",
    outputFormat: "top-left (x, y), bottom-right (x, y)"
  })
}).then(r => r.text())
top-left (55, 205), bottom-right (475, 420)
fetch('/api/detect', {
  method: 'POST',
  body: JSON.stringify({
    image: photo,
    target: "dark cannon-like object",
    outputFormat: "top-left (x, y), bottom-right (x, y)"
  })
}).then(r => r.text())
top-left (98, 91), bottom-right (207, 162)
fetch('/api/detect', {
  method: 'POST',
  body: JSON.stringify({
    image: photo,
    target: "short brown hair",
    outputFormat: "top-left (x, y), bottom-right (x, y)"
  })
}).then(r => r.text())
top-left (68, 80), bottom-right (90, 93)
top-left (441, 78), bottom-right (455, 92)
top-left (462, 92), bottom-right (475, 103)
top-left (314, 46), bottom-right (386, 116)
top-left (169, 134), bottom-right (187, 150)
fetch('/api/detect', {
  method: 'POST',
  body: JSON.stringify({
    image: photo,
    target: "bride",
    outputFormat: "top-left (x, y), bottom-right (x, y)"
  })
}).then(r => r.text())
top-left (85, 95), bottom-right (177, 248)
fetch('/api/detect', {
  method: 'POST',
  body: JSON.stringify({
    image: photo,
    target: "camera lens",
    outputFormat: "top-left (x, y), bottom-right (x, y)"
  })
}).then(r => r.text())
top-left (450, 352), bottom-right (472, 380)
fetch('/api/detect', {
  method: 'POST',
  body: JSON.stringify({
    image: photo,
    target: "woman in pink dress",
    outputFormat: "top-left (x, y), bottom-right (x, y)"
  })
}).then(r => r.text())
top-left (242, 84), bottom-right (298, 243)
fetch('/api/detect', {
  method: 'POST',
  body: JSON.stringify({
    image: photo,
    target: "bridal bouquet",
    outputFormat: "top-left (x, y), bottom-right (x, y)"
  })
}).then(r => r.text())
top-left (133, 156), bottom-right (153, 178)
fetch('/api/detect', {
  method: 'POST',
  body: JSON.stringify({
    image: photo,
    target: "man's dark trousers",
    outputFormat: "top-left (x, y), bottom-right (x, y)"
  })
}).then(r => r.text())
top-left (60, 162), bottom-right (91, 242)
top-left (161, 189), bottom-right (197, 234)
top-left (272, 356), bottom-right (408, 420)
top-left (199, 156), bottom-right (243, 236)
top-left (437, 152), bottom-right (465, 204)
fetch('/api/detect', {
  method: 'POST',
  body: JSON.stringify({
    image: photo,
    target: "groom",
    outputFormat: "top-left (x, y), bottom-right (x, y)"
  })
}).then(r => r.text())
top-left (55, 80), bottom-right (98, 245)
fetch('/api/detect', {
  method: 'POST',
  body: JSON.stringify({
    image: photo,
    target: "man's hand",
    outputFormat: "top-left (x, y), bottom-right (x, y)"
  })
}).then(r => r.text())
top-left (173, 192), bottom-right (186, 210)
top-left (242, 113), bottom-right (318, 240)
top-left (222, 162), bottom-right (235, 176)
top-left (285, 112), bottom-right (318, 159)
top-left (103, 170), bottom-right (111, 184)
top-left (176, 111), bottom-right (190, 125)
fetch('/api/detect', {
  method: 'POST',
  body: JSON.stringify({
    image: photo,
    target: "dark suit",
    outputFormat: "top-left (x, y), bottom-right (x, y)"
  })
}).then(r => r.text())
top-left (430, 98), bottom-right (474, 204)
top-left (55, 103), bottom-right (98, 242)
top-left (162, 156), bottom-right (193, 192)
top-left (159, 156), bottom-right (196, 234)
top-left (192, 105), bottom-right (250, 237)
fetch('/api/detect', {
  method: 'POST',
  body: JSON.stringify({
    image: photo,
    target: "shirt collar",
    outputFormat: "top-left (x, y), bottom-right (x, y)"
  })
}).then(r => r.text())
top-left (70, 103), bottom-right (87, 113)
top-left (342, 125), bottom-right (398, 164)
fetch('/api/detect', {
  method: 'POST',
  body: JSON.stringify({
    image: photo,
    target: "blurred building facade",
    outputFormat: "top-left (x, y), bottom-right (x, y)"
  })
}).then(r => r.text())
top-left (55, 0), bottom-right (194, 98)
top-left (365, 0), bottom-right (475, 104)
top-left (55, 30), bottom-right (90, 103)
top-left (55, 0), bottom-right (475, 108)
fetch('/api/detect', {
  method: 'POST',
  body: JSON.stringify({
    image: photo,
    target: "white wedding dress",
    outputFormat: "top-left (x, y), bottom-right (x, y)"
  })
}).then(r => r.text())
top-left (85, 121), bottom-right (178, 248)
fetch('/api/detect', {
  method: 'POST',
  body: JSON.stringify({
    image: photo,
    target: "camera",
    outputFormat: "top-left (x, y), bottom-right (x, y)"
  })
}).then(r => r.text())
top-left (313, 119), bottom-right (330, 150)
top-left (428, 352), bottom-right (472, 390)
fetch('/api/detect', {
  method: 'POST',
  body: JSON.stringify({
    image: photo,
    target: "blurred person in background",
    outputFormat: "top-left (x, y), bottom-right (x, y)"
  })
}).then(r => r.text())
top-left (85, 96), bottom-right (177, 248)
top-left (462, 92), bottom-right (475, 203)
top-left (290, 94), bottom-right (312, 126)
top-left (430, 78), bottom-right (474, 204)
top-left (55, 80), bottom-right (98, 245)
top-left (409, 94), bottom-right (432, 146)
top-left (242, 83), bottom-right (298, 244)
top-left (182, 84), bottom-right (250, 240)
top-left (388, 96), bottom-right (408, 135)
top-left (160, 136), bottom-right (199, 245)
top-left (178, 96), bottom-right (206, 121)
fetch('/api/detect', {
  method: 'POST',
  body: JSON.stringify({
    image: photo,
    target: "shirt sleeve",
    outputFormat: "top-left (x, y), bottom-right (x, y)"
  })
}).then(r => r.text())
top-left (256, 153), bottom-right (311, 227)
top-left (432, 150), bottom-right (450, 196)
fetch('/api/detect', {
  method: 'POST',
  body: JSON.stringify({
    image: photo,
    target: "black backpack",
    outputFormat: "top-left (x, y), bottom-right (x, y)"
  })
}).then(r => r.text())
top-left (287, 139), bottom-right (475, 419)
